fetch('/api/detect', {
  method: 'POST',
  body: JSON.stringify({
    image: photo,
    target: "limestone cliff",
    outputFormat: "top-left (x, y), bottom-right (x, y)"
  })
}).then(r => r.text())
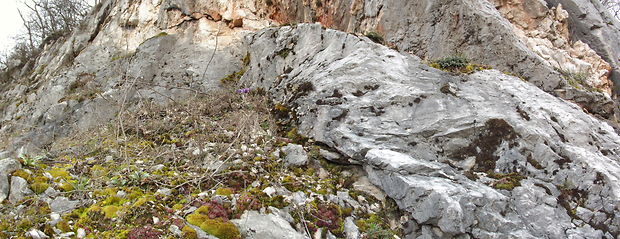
top-left (0, 0), bottom-right (619, 238)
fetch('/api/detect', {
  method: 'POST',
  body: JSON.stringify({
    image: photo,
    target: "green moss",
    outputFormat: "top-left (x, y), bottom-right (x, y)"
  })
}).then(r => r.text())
top-left (220, 68), bottom-right (247, 85)
top-left (182, 225), bottom-right (198, 239)
top-left (242, 52), bottom-right (251, 67)
top-left (102, 205), bottom-right (120, 218)
top-left (488, 172), bottom-right (526, 190)
top-left (282, 175), bottom-right (305, 192)
top-left (155, 32), bottom-right (169, 38)
top-left (12, 170), bottom-right (32, 182)
top-left (186, 205), bottom-right (240, 239)
top-left (172, 204), bottom-right (184, 211)
top-left (198, 218), bottom-right (240, 239)
top-left (33, 176), bottom-right (48, 183)
top-left (57, 181), bottom-right (75, 192)
top-left (31, 182), bottom-right (50, 194)
top-left (57, 220), bottom-right (71, 232)
top-left (91, 164), bottom-right (109, 177)
top-left (285, 128), bottom-right (307, 144)
top-left (103, 196), bottom-right (123, 206)
top-left (111, 52), bottom-right (135, 62)
top-left (195, 205), bottom-right (211, 215)
top-left (215, 187), bottom-right (234, 196)
top-left (48, 167), bottom-right (71, 180)
top-left (187, 213), bottom-right (209, 226)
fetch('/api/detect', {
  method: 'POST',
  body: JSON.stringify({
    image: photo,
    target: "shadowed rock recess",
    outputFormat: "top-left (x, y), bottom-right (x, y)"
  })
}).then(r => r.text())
top-left (0, 0), bottom-right (619, 238)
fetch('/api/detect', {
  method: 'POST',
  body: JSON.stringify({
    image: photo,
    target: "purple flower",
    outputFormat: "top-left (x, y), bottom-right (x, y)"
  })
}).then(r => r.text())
top-left (236, 88), bottom-right (251, 94)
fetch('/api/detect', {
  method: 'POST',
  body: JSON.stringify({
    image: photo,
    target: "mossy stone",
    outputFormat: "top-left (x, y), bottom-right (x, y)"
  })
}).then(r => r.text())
top-left (182, 225), bottom-right (198, 239)
top-left (199, 218), bottom-right (240, 239)
top-left (102, 205), bottom-right (119, 218)
top-left (31, 182), bottom-right (50, 194)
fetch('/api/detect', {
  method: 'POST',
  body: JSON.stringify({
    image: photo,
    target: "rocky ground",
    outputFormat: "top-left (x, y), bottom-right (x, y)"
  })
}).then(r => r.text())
top-left (0, 82), bottom-right (401, 239)
top-left (1, 0), bottom-right (620, 238)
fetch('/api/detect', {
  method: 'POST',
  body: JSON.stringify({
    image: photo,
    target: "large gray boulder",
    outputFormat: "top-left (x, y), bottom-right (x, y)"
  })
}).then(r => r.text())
top-left (242, 24), bottom-right (620, 238)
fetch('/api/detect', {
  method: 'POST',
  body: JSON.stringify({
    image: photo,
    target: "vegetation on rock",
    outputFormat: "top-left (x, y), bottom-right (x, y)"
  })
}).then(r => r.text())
top-left (429, 55), bottom-right (492, 74)
top-left (0, 77), bottom-right (401, 238)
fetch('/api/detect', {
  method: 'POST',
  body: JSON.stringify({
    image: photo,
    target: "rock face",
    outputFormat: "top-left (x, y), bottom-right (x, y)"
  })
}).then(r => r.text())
top-left (0, 0), bottom-right (617, 155)
top-left (545, 0), bottom-right (620, 92)
top-left (491, 0), bottom-right (613, 95)
top-left (0, 0), bottom-right (619, 238)
top-left (242, 24), bottom-right (620, 238)
top-left (252, 0), bottom-right (617, 118)
top-left (0, 0), bottom-right (261, 153)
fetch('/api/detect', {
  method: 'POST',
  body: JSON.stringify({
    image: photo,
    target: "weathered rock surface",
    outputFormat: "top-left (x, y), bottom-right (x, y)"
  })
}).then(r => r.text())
top-left (0, 0), bottom-right (617, 157)
top-left (0, 0), bottom-right (262, 154)
top-left (26, 229), bottom-right (49, 239)
top-left (281, 144), bottom-right (309, 166)
top-left (231, 210), bottom-right (307, 239)
top-left (251, 0), bottom-right (617, 118)
top-left (48, 196), bottom-right (80, 214)
top-left (344, 217), bottom-right (360, 239)
top-left (0, 159), bottom-right (22, 202)
top-left (9, 176), bottom-right (32, 204)
top-left (0, 0), bottom-right (618, 237)
top-left (545, 0), bottom-right (620, 92)
top-left (491, 0), bottom-right (613, 95)
top-left (243, 24), bottom-right (620, 238)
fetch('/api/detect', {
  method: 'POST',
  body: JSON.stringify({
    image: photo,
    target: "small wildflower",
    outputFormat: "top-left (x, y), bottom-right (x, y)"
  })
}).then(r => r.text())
top-left (236, 88), bottom-right (251, 94)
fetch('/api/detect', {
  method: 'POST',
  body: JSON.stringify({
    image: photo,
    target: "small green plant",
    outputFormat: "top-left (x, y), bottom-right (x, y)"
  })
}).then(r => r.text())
top-left (365, 32), bottom-right (384, 44)
top-left (110, 176), bottom-right (128, 186)
top-left (433, 55), bottom-right (469, 69)
top-left (488, 172), bottom-right (526, 190)
top-left (429, 55), bottom-right (491, 74)
top-left (129, 170), bottom-right (150, 184)
top-left (276, 48), bottom-right (293, 58)
top-left (18, 154), bottom-right (44, 168)
top-left (69, 177), bottom-right (91, 191)
top-left (365, 223), bottom-right (394, 239)
top-left (556, 68), bottom-right (590, 90)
